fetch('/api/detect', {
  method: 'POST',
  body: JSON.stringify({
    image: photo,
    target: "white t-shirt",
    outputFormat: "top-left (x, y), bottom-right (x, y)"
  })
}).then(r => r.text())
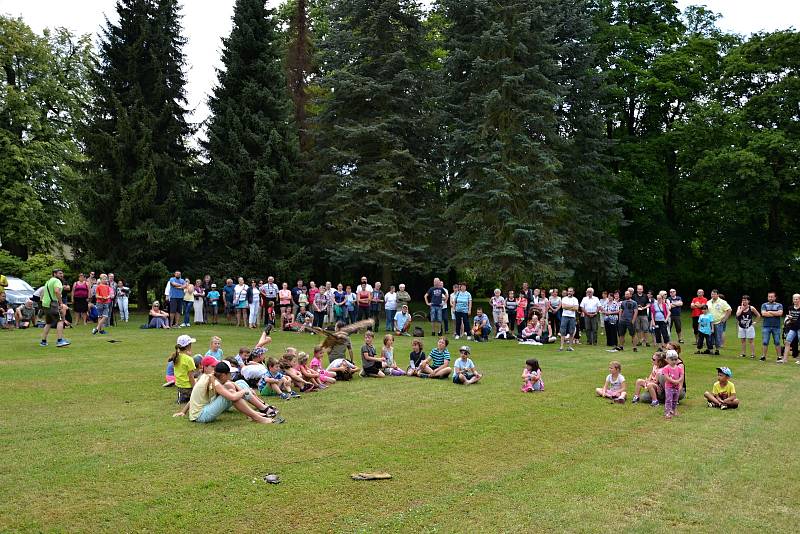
top-left (241, 363), bottom-right (267, 381)
top-left (327, 358), bottom-right (357, 372)
top-left (561, 296), bottom-right (579, 318)
top-left (440, 288), bottom-right (449, 309)
top-left (580, 296), bottom-right (600, 314)
top-left (606, 373), bottom-right (626, 392)
top-left (384, 292), bottom-right (398, 310)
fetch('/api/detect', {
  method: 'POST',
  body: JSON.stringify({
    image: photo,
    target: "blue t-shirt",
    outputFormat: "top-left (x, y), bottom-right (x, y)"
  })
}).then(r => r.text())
top-left (394, 311), bottom-right (410, 330)
top-left (453, 357), bottom-right (475, 377)
top-left (761, 302), bottom-right (783, 328)
top-left (473, 313), bottom-right (490, 328)
top-left (698, 313), bottom-right (713, 335)
top-left (454, 291), bottom-right (472, 313)
top-left (205, 348), bottom-right (223, 359)
top-left (223, 284), bottom-right (235, 303)
top-left (207, 290), bottom-right (220, 305)
top-left (168, 277), bottom-right (185, 299)
top-left (427, 287), bottom-right (444, 307)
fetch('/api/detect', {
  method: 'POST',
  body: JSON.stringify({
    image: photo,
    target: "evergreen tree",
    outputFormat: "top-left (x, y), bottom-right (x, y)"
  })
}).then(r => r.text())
top-left (80, 0), bottom-right (196, 304)
top-left (549, 0), bottom-right (624, 287)
top-left (314, 0), bottom-right (435, 282)
top-left (199, 0), bottom-right (301, 278)
top-left (437, 0), bottom-right (568, 286)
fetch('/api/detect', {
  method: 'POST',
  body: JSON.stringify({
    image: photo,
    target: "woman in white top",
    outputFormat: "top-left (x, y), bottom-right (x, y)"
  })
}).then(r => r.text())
top-left (233, 277), bottom-right (248, 328)
top-left (248, 279), bottom-right (260, 329)
top-left (384, 286), bottom-right (398, 332)
top-left (193, 278), bottom-right (205, 324)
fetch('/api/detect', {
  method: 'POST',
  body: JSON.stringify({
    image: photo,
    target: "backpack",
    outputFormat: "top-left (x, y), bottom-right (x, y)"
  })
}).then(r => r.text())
top-left (413, 326), bottom-right (424, 337)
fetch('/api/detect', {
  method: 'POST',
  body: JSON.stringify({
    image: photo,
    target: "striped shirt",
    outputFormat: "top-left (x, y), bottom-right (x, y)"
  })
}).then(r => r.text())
top-left (429, 348), bottom-right (450, 368)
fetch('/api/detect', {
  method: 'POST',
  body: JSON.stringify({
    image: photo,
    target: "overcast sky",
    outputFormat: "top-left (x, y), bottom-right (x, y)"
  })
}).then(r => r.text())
top-left (2, 0), bottom-right (798, 125)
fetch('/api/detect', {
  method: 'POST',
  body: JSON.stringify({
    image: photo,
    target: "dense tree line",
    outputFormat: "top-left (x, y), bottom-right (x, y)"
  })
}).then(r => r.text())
top-left (0, 0), bottom-right (797, 302)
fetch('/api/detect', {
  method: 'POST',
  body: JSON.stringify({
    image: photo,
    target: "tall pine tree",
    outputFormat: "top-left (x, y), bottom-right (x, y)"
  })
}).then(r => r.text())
top-left (199, 0), bottom-right (301, 278)
top-left (438, 0), bottom-right (567, 286)
top-left (81, 0), bottom-right (196, 304)
top-left (314, 0), bottom-right (435, 283)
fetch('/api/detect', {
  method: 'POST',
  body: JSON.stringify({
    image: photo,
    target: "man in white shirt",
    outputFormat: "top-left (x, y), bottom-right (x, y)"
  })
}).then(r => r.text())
top-left (580, 287), bottom-right (601, 346)
top-left (559, 287), bottom-right (580, 352)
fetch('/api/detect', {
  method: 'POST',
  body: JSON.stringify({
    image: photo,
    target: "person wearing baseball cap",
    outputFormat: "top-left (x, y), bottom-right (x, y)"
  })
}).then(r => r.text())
top-left (452, 345), bottom-right (482, 385)
top-left (171, 335), bottom-right (198, 403)
top-left (173, 361), bottom-right (283, 424)
top-left (704, 367), bottom-right (739, 410)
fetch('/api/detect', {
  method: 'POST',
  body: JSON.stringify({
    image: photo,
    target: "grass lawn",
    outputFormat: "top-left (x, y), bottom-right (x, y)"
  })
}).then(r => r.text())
top-left (1, 316), bottom-right (799, 532)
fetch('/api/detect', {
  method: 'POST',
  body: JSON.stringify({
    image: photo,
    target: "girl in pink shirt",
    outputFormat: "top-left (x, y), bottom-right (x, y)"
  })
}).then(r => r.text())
top-left (662, 350), bottom-right (684, 419)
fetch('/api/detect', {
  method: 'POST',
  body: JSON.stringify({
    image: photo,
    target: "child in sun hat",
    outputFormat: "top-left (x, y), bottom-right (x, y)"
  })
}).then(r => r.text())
top-left (704, 367), bottom-right (739, 409)
top-left (452, 345), bottom-right (482, 385)
top-left (169, 334), bottom-right (197, 403)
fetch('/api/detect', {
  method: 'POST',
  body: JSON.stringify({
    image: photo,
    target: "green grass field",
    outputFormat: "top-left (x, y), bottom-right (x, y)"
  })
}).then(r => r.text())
top-left (1, 317), bottom-right (799, 532)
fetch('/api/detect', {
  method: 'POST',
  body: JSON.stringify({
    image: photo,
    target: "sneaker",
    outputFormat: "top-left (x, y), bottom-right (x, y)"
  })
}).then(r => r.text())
top-left (616, 346), bottom-right (623, 351)
top-left (720, 404), bottom-right (727, 410)
top-left (454, 335), bottom-right (460, 340)
top-left (614, 397), bottom-right (625, 404)
top-left (631, 395), bottom-right (639, 403)
top-left (39, 340), bottom-right (48, 347)
top-left (280, 392), bottom-right (291, 400)
top-left (702, 349), bottom-right (711, 354)
top-left (162, 381), bottom-right (175, 387)
top-left (713, 350), bottom-right (720, 355)
top-left (633, 347), bottom-right (637, 352)
top-left (776, 359), bottom-right (785, 364)
top-left (99, 330), bottom-right (108, 335)
top-left (740, 354), bottom-right (746, 358)
top-left (91, 328), bottom-right (98, 335)
top-left (679, 339), bottom-right (685, 344)
top-left (759, 356), bottom-right (766, 361)
top-left (290, 391), bottom-right (301, 398)
top-left (567, 347), bottom-right (574, 352)
top-left (557, 348), bottom-right (564, 352)
top-left (56, 339), bottom-right (71, 347)
top-left (650, 401), bottom-right (659, 407)
top-left (707, 401), bottom-right (715, 408)
top-left (467, 336), bottom-right (473, 341)
top-left (694, 350), bottom-right (702, 354)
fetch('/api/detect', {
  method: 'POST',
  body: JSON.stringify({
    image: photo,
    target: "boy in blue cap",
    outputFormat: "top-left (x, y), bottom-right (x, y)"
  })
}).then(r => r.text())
top-left (703, 367), bottom-right (739, 410)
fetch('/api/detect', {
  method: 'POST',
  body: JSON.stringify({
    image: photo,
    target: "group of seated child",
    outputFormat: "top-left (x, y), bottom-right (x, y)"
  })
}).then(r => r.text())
top-left (359, 332), bottom-right (482, 384)
top-left (592, 341), bottom-right (739, 419)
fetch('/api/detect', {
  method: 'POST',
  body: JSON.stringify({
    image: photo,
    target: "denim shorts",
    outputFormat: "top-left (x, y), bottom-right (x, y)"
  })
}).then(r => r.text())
top-left (95, 303), bottom-right (110, 318)
top-left (560, 316), bottom-right (576, 336)
top-left (195, 380), bottom-right (253, 423)
top-left (762, 326), bottom-right (781, 346)
top-left (430, 305), bottom-right (442, 322)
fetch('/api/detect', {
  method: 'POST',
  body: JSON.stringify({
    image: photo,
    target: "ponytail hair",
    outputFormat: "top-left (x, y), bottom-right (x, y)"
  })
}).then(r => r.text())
top-left (168, 344), bottom-right (181, 363)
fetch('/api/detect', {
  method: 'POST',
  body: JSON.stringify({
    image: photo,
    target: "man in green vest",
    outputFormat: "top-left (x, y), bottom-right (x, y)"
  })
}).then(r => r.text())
top-left (41, 269), bottom-right (70, 347)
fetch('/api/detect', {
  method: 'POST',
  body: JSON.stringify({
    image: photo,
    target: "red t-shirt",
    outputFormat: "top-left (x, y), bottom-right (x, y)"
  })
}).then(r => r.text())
top-left (691, 297), bottom-right (707, 317)
top-left (95, 284), bottom-right (113, 304)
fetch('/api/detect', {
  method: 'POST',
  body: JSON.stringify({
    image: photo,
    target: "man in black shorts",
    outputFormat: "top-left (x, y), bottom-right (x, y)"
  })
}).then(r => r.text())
top-left (617, 290), bottom-right (638, 351)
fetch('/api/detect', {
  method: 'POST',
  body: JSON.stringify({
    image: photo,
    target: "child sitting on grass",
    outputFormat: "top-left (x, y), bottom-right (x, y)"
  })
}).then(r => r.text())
top-left (521, 358), bottom-right (544, 392)
top-left (452, 346), bottom-right (482, 385)
top-left (407, 338), bottom-right (428, 376)
top-left (205, 336), bottom-right (223, 360)
top-left (281, 353), bottom-right (316, 391)
top-left (704, 366), bottom-right (739, 410)
top-left (495, 319), bottom-right (516, 340)
top-left (360, 331), bottom-right (385, 377)
top-left (632, 352), bottom-right (667, 406)
top-left (258, 357), bottom-right (298, 400)
top-left (310, 346), bottom-right (336, 384)
top-left (382, 334), bottom-right (406, 376)
top-left (596, 361), bottom-right (626, 403)
top-left (297, 352), bottom-right (327, 389)
top-left (662, 350), bottom-right (684, 419)
top-left (427, 337), bottom-right (453, 379)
